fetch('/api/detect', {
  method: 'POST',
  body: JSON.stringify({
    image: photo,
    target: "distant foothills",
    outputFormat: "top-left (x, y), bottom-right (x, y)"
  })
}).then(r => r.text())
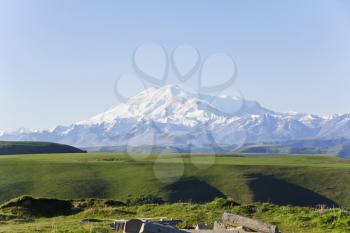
top-left (0, 141), bottom-right (86, 155)
top-left (1, 85), bottom-right (350, 156)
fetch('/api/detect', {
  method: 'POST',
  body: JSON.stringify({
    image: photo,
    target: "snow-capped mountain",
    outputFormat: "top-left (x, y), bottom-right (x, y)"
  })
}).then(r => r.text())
top-left (1, 85), bottom-right (350, 148)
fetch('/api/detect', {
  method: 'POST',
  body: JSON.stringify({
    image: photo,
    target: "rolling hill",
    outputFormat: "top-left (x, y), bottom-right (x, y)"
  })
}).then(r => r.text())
top-left (1, 196), bottom-right (350, 233)
top-left (0, 141), bottom-right (86, 155)
top-left (1, 153), bottom-right (350, 208)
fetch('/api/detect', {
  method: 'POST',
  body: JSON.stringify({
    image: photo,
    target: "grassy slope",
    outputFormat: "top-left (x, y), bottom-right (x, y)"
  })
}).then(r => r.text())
top-left (0, 141), bottom-right (85, 155)
top-left (1, 197), bottom-right (350, 233)
top-left (0, 153), bottom-right (350, 208)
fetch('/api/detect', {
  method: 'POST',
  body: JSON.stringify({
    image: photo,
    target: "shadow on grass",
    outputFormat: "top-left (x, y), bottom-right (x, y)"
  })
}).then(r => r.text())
top-left (246, 174), bottom-right (338, 207)
top-left (164, 177), bottom-right (225, 203)
top-left (1, 196), bottom-right (77, 217)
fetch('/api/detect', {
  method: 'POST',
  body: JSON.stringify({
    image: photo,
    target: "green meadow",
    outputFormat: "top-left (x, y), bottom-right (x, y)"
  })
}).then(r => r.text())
top-left (1, 153), bottom-right (350, 207)
top-left (1, 196), bottom-right (350, 233)
top-left (1, 153), bottom-right (350, 232)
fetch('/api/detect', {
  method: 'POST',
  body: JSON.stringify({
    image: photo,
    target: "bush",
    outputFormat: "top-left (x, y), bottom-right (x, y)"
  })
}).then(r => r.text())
top-left (126, 195), bottom-right (164, 205)
top-left (74, 198), bottom-right (125, 208)
top-left (208, 198), bottom-right (239, 208)
top-left (0, 196), bottom-right (74, 217)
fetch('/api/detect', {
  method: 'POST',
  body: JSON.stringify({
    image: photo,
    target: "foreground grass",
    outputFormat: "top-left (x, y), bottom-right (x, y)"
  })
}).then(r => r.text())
top-left (1, 198), bottom-right (350, 233)
top-left (1, 153), bottom-right (350, 207)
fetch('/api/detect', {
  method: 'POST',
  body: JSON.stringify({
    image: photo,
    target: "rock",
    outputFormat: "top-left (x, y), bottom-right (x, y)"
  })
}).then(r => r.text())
top-left (124, 219), bottom-right (145, 233)
top-left (140, 222), bottom-right (186, 233)
top-left (222, 212), bottom-right (279, 233)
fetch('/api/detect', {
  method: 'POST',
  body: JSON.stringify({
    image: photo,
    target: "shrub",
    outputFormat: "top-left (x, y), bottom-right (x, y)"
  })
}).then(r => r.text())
top-left (126, 195), bottom-right (164, 205)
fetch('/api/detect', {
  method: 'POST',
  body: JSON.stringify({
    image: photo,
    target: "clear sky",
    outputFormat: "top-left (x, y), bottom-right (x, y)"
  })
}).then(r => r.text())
top-left (0, 0), bottom-right (349, 131)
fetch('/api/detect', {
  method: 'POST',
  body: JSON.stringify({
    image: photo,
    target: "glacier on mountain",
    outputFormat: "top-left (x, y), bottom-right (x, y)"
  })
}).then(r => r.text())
top-left (1, 85), bottom-right (349, 148)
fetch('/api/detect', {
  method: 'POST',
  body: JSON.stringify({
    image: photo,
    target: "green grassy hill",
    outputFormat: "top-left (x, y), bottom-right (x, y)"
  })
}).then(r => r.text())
top-left (0, 141), bottom-right (86, 155)
top-left (0, 153), bottom-right (350, 208)
top-left (1, 196), bottom-right (350, 233)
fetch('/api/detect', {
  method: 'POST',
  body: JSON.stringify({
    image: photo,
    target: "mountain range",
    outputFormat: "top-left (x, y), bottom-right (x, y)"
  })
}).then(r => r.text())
top-left (1, 85), bottom-right (350, 151)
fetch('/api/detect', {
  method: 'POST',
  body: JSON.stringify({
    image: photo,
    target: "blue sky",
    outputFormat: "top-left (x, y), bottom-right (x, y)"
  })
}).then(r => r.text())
top-left (0, 0), bottom-right (349, 131)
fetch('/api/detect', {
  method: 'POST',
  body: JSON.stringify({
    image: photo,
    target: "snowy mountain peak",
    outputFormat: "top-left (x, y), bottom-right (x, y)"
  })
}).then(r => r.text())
top-left (82, 85), bottom-right (271, 126)
top-left (1, 85), bottom-right (350, 147)
top-left (157, 84), bottom-right (184, 96)
top-left (132, 84), bottom-right (191, 101)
